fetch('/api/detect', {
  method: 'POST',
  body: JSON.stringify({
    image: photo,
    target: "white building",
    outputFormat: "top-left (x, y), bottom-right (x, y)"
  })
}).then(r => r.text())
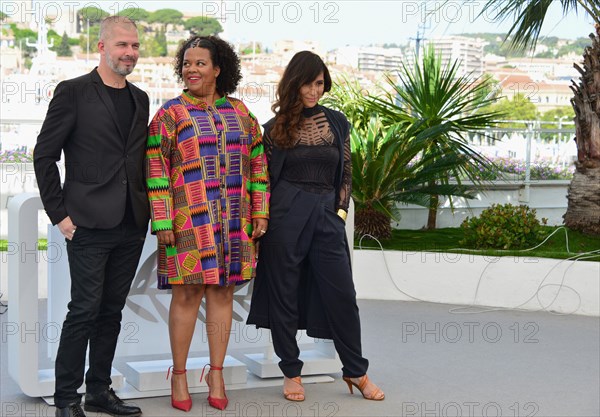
top-left (408, 35), bottom-right (485, 78)
top-left (333, 46), bottom-right (403, 72)
top-left (273, 40), bottom-right (323, 63)
top-left (504, 57), bottom-right (580, 81)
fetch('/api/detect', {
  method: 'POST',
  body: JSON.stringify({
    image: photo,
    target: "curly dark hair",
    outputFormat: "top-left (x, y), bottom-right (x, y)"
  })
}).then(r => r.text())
top-left (271, 51), bottom-right (332, 148)
top-left (173, 35), bottom-right (241, 95)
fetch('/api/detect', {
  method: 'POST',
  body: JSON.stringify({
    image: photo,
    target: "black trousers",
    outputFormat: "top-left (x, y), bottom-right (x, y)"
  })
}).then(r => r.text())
top-left (260, 181), bottom-right (369, 379)
top-left (54, 222), bottom-right (146, 407)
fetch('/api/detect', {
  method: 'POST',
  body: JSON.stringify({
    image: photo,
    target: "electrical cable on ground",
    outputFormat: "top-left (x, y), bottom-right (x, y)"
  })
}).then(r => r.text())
top-left (356, 227), bottom-right (599, 315)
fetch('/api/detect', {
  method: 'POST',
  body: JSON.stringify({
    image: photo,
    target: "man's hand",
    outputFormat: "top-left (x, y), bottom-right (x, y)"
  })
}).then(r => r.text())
top-left (58, 216), bottom-right (77, 240)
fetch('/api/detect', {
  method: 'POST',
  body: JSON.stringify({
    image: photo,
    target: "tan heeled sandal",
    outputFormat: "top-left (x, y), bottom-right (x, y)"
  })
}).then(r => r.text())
top-left (283, 376), bottom-right (305, 402)
top-left (343, 374), bottom-right (385, 401)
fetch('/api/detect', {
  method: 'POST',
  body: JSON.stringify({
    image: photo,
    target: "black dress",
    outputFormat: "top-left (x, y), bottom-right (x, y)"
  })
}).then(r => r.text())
top-left (247, 105), bottom-right (369, 378)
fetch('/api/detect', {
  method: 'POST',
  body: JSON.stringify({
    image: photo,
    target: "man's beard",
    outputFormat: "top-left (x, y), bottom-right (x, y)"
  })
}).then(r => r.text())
top-left (106, 51), bottom-right (136, 76)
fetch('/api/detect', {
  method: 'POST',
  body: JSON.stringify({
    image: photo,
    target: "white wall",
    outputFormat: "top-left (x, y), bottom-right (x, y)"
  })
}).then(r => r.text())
top-left (352, 250), bottom-right (599, 316)
top-left (1, 163), bottom-right (48, 239)
top-left (394, 180), bottom-right (570, 229)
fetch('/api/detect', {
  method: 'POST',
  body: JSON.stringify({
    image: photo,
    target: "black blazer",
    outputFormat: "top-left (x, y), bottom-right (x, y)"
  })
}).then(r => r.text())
top-left (248, 105), bottom-right (352, 339)
top-left (34, 68), bottom-right (150, 229)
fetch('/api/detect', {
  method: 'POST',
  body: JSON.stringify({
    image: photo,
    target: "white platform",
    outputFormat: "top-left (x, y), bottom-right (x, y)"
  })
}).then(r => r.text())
top-left (124, 356), bottom-right (246, 392)
top-left (42, 373), bottom-right (335, 404)
top-left (242, 341), bottom-right (342, 378)
top-left (7, 193), bottom-right (354, 399)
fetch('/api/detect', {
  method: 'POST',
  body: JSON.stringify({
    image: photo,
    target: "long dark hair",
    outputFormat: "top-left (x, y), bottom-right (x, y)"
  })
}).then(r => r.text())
top-left (173, 35), bottom-right (241, 95)
top-left (270, 51), bottom-right (332, 148)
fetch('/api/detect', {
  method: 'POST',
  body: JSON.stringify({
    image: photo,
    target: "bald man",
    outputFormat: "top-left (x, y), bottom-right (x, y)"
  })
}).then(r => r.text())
top-left (34, 16), bottom-right (149, 417)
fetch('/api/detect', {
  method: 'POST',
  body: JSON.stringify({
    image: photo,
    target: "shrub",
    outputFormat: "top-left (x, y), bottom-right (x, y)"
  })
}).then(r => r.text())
top-left (460, 203), bottom-right (546, 249)
top-left (0, 149), bottom-right (33, 163)
top-left (473, 157), bottom-right (574, 181)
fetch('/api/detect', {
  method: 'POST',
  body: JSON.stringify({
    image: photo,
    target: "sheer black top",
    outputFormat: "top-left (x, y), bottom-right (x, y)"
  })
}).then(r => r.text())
top-left (263, 106), bottom-right (352, 211)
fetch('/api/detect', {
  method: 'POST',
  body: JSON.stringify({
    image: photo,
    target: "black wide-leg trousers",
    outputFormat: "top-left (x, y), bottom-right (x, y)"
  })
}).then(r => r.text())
top-left (54, 222), bottom-right (145, 407)
top-left (258, 181), bottom-right (369, 378)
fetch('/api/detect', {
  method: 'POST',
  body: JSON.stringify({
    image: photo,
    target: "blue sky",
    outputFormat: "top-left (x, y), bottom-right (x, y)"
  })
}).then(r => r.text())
top-left (7, 1), bottom-right (594, 49)
top-left (131, 0), bottom-right (595, 49)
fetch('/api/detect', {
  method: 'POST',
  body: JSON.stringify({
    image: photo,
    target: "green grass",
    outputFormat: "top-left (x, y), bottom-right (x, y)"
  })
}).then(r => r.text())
top-left (354, 227), bottom-right (600, 261)
top-left (2, 230), bottom-right (598, 262)
top-left (0, 239), bottom-right (47, 251)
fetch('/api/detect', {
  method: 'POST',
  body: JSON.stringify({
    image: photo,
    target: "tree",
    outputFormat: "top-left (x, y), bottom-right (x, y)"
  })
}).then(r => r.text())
top-left (347, 117), bottom-right (479, 239)
top-left (9, 24), bottom-right (37, 58)
top-left (184, 16), bottom-right (223, 36)
top-left (117, 7), bottom-right (150, 22)
top-left (540, 106), bottom-right (576, 140)
top-left (368, 46), bottom-right (501, 230)
top-left (322, 52), bottom-right (501, 237)
top-left (321, 74), bottom-right (373, 131)
top-left (481, 93), bottom-right (539, 128)
top-left (241, 43), bottom-right (262, 55)
top-left (77, 6), bottom-right (109, 24)
top-left (0, 11), bottom-right (7, 21)
top-left (154, 28), bottom-right (167, 57)
top-left (557, 37), bottom-right (592, 57)
top-left (54, 32), bottom-right (72, 56)
top-left (148, 9), bottom-right (183, 26)
top-left (480, 0), bottom-right (600, 235)
top-left (472, 73), bottom-right (499, 105)
top-left (139, 34), bottom-right (162, 58)
top-left (541, 107), bottom-right (575, 123)
top-left (78, 25), bottom-right (100, 53)
top-left (534, 50), bottom-right (556, 58)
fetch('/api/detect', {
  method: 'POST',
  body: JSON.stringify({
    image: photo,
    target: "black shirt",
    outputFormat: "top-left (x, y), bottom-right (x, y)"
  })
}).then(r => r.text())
top-left (104, 83), bottom-right (137, 225)
top-left (105, 83), bottom-right (135, 143)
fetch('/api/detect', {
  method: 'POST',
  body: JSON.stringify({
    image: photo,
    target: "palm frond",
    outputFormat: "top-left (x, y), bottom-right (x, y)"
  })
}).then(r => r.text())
top-left (479, 0), bottom-right (597, 52)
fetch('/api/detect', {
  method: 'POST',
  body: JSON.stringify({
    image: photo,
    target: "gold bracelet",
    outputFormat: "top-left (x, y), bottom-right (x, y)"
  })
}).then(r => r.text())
top-left (336, 209), bottom-right (347, 222)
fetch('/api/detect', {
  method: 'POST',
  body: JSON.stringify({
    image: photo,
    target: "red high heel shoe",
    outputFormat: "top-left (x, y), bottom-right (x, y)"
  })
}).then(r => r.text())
top-left (167, 366), bottom-right (192, 412)
top-left (201, 364), bottom-right (228, 410)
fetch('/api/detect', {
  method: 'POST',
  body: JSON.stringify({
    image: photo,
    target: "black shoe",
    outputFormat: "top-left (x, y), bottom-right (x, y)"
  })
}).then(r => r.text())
top-left (55, 403), bottom-right (86, 417)
top-left (84, 388), bottom-right (142, 416)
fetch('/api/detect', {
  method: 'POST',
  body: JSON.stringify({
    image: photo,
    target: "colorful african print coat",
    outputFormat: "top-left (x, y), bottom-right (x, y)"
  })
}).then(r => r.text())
top-left (146, 92), bottom-right (269, 288)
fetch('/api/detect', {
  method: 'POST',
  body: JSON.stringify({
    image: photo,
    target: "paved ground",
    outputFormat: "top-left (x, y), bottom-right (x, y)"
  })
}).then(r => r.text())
top-left (1, 299), bottom-right (599, 417)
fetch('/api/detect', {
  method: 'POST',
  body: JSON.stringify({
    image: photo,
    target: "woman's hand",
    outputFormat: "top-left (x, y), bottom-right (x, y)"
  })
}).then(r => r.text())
top-left (252, 218), bottom-right (269, 240)
top-left (157, 230), bottom-right (175, 246)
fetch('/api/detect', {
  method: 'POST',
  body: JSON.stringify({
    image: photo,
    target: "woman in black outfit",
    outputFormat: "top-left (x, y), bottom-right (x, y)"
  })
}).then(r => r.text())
top-left (247, 51), bottom-right (384, 402)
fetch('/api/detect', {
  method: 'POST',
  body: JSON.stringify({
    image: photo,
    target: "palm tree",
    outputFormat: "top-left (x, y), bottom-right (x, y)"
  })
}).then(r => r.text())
top-left (368, 46), bottom-right (501, 229)
top-left (321, 73), bottom-right (376, 131)
top-left (479, 0), bottom-right (600, 235)
top-left (349, 117), bottom-right (478, 238)
top-left (323, 65), bottom-right (499, 238)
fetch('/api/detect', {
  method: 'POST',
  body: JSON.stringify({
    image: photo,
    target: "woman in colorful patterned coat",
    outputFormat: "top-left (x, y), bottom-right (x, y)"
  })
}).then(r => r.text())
top-left (145, 35), bottom-right (269, 412)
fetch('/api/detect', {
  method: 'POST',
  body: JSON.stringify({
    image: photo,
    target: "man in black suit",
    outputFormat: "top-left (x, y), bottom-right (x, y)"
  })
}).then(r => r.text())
top-left (34, 16), bottom-right (149, 417)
